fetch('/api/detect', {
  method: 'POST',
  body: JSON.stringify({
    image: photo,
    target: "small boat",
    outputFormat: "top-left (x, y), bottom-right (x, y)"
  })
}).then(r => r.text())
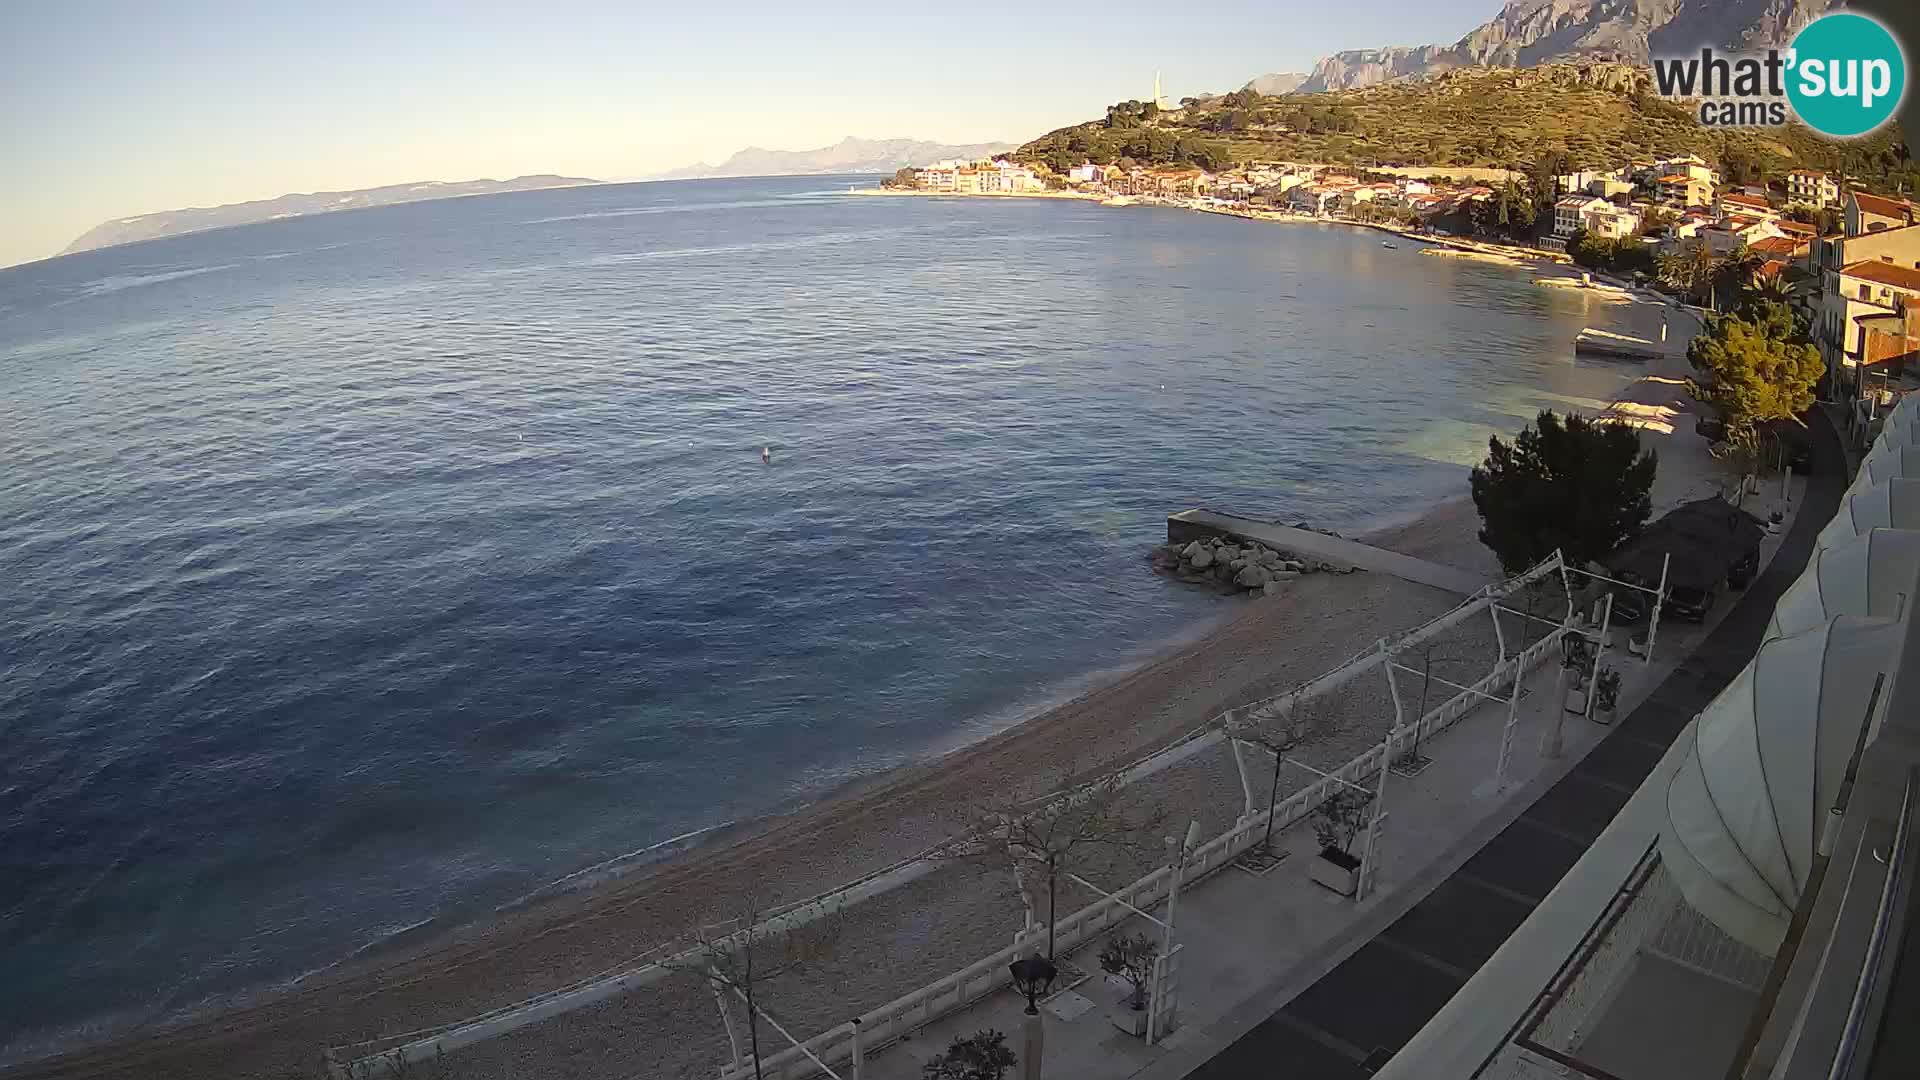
top-left (1380, 241), bottom-right (1399, 249)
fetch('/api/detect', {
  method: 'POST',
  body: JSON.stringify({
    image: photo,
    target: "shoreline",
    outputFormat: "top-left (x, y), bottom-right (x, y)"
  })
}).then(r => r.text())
top-left (7, 494), bottom-right (1500, 1078)
top-left (847, 184), bottom-right (1580, 268)
top-left (7, 201), bottom-right (1675, 1078)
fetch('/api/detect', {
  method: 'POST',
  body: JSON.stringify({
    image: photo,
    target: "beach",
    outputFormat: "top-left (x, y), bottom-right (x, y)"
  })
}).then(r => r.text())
top-left (10, 500), bottom-right (1510, 1080)
top-left (1, 183), bottom-right (1690, 1080)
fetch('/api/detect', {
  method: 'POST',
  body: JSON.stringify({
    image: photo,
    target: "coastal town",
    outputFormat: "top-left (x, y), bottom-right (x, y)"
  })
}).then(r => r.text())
top-left (884, 151), bottom-right (1920, 424)
top-left (17, 0), bottom-right (1920, 1071)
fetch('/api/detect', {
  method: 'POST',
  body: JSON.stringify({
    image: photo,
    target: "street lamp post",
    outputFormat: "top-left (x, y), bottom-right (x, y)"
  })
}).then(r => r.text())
top-left (1008, 953), bottom-right (1059, 1080)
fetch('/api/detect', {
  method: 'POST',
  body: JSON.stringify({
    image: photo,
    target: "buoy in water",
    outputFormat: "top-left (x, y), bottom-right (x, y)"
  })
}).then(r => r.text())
top-left (762, 445), bottom-right (772, 463)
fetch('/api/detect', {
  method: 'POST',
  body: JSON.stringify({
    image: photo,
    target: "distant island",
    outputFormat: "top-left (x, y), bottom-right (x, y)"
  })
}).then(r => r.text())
top-left (648, 136), bottom-right (1016, 181)
top-left (62, 175), bottom-right (601, 256)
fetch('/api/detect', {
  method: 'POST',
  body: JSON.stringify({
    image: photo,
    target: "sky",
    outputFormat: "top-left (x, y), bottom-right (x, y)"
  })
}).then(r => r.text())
top-left (0, 0), bottom-right (1503, 268)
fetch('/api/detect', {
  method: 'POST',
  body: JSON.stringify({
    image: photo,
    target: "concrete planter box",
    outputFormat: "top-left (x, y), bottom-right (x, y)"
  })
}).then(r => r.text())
top-left (1564, 680), bottom-right (1589, 714)
top-left (1108, 1001), bottom-right (1149, 1037)
top-left (1309, 848), bottom-right (1360, 897)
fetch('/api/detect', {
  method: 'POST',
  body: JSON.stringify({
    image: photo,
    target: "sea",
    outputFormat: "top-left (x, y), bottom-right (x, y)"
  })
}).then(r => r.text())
top-left (0, 175), bottom-right (1655, 1059)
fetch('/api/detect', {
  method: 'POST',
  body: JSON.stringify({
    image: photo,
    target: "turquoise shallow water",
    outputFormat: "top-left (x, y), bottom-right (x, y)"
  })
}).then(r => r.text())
top-left (0, 176), bottom-right (1649, 1057)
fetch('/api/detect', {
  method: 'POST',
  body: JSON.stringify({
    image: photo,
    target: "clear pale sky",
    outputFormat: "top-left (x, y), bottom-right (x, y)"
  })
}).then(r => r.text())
top-left (0, 0), bottom-right (1501, 268)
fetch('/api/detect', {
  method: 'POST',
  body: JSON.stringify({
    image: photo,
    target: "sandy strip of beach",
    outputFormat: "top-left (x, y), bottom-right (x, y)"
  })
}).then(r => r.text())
top-left (7, 495), bottom-right (1503, 1080)
top-left (9, 192), bottom-right (1704, 1080)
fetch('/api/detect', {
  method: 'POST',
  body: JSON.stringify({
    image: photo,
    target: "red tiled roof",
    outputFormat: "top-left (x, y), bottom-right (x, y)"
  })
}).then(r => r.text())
top-left (1658, 174), bottom-right (1692, 184)
top-left (1840, 259), bottom-right (1920, 291)
top-left (1758, 259), bottom-right (1789, 278)
top-left (1853, 191), bottom-right (1915, 219)
top-left (1750, 236), bottom-right (1801, 256)
top-left (1722, 193), bottom-right (1770, 209)
top-left (1775, 220), bottom-right (1817, 237)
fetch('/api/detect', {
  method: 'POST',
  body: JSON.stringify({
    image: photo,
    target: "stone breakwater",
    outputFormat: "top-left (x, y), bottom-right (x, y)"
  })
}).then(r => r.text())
top-left (1150, 534), bottom-right (1358, 596)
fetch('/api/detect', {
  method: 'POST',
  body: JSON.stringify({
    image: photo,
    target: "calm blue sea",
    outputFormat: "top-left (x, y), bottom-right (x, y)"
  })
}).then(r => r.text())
top-left (0, 176), bottom-right (1649, 1057)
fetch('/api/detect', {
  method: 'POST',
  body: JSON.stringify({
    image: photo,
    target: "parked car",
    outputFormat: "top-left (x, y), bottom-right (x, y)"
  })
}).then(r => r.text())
top-left (1610, 577), bottom-right (1722, 624)
top-left (1609, 584), bottom-right (1652, 624)
top-left (1665, 582), bottom-right (1720, 622)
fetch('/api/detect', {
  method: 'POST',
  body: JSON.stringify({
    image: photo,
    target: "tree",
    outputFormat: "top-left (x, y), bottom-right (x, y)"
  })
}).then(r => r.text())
top-left (1098, 932), bottom-right (1160, 1011)
top-left (665, 895), bottom-right (843, 1080)
top-left (1688, 305), bottom-right (1824, 436)
top-left (1228, 685), bottom-right (1349, 856)
top-left (1720, 144), bottom-right (1772, 186)
top-left (1738, 265), bottom-right (1799, 317)
top-left (1658, 242), bottom-right (1718, 306)
top-left (1470, 410), bottom-right (1658, 573)
top-left (1473, 178), bottom-right (1537, 240)
top-left (924, 1030), bottom-right (1017, 1080)
top-left (1311, 787), bottom-right (1372, 859)
top-left (1636, 205), bottom-right (1677, 237)
top-left (1714, 243), bottom-right (1765, 309)
top-left (1529, 149), bottom-right (1570, 213)
top-left (954, 774), bottom-right (1164, 961)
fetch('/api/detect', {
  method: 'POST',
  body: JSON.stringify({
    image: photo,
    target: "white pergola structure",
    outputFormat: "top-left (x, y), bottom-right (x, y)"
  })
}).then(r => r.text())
top-left (1226, 552), bottom-right (1585, 901)
top-left (1658, 616), bottom-right (1902, 954)
top-left (1769, 528), bottom-right (1920, 639)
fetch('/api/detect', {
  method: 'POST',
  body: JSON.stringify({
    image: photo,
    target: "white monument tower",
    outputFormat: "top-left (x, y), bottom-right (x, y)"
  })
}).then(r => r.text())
top-left (1154, 70), bottom-right (1169, 110)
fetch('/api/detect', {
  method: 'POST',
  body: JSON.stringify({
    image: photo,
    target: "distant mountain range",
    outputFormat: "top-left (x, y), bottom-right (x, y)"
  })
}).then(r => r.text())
top-left (1294, 0), bottom-right (1834, 93)
top-left (62, 175), bottom-right (600, 256)
top-left (648, 136), bottom-right (1018, 181)
top-left (1242, 72), bottom-right (1309, 96)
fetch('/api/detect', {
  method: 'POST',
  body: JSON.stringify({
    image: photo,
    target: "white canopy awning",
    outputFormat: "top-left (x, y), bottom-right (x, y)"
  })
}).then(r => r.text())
top-left (1659, 616), bottom-right (1900, 954)
top-left (1860, 443), bottom-right (1920, 486)
top-left (1876, 408), bottom-right (1920, 450)
top-left (1816, 476), bottom-right (1920, 552)
top-left (1770, 528), bottom-right (1920, 639)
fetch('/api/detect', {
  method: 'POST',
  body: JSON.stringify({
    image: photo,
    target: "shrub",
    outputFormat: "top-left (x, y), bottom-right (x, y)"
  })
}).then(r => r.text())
top-left (1470, 410), bottom-right (1657, 574)
top-left (1687, 304), bottom-right (1823, 436)
top-left (924, 1030), bottom-right (1017, 1080)
top-left (1097, 932), bottom-right (1160, 1010)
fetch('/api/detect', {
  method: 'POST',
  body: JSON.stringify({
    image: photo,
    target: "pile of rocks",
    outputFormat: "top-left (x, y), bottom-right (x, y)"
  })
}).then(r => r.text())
top-left (1150, 535), bottom-right (1355, 596)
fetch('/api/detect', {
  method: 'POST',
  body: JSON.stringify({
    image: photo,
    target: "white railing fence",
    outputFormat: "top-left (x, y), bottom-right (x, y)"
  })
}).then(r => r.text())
top-left (713, 622), bottom-right (1571, 1080)
top-left (335, 557), bottom-right (1571, 1078)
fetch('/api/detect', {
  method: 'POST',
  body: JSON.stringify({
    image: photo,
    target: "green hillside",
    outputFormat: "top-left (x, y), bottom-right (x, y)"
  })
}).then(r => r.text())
top-left (1017, 65), bottom-right (1917, 192)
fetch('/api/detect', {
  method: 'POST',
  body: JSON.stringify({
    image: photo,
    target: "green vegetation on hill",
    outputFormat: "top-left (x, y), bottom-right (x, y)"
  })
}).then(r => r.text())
top-left (1018, 66), bottom-right (1918, 192)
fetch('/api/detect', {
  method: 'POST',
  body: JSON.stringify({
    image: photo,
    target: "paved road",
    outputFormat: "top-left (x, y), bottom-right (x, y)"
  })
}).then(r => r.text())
top-left (1168, 510), bottom-right (1495, 596)
top-left (1180, 409), bottom-right (1846, 1079)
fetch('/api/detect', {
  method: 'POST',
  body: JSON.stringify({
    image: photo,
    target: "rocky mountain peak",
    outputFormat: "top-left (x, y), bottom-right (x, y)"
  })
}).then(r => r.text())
top-left (1296, 0), bottom-right (1834, 93)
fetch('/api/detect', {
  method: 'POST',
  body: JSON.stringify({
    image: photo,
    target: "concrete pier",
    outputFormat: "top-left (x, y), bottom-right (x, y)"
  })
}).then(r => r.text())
top-left (1168, 509), bottom-right (1495, 596)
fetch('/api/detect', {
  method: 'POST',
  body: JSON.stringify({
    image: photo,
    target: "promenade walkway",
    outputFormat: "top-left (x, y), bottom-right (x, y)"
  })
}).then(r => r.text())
top-left (1168, 510), bottom-right (1495, 596)
top-left (1169, 408), bottom-right (1844, 1079)
top-left (852, 412), bottom-right (1836, 1080)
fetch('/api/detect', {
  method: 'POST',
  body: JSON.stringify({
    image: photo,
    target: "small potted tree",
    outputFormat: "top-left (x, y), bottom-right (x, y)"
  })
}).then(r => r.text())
top-left (1098, 931), bottom-right (1160, 1037)
top-left (1308, 788), bottom-right (1371, 897)
top-left (1561, 633), bottom-right (1593, 714)
top-left (1592, 666), bottom-right (1622, 724)
top-left (923, 1030), bottom-right (1017, 1080)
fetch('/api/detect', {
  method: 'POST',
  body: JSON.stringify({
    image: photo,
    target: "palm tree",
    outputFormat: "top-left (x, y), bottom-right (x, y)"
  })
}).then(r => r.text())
top-left (1658, 242), bottom-right (1718, 307)
top-left (1716, 243), bottom-right (1764, 303)
top-left (1746, 265), bottom-right (1793, 306)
